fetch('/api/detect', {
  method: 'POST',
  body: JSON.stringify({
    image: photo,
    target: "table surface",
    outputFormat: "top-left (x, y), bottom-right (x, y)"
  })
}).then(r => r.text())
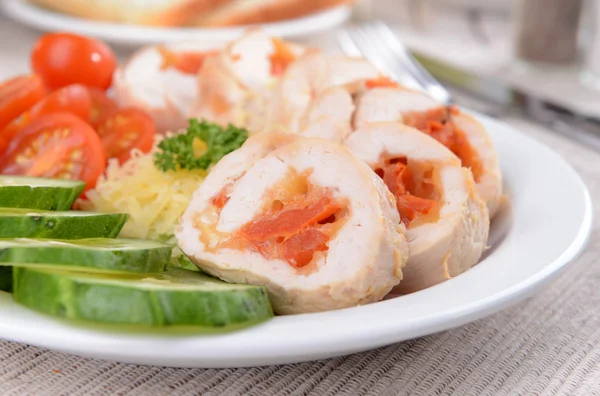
top-left (1, 8), bottom-right (600, 396)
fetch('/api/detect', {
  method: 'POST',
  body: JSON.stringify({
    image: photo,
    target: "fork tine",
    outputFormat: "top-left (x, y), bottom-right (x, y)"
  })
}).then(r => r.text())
top-left (336, 26), bottom-right (422, 89)
top-left (359, 23), bottom-right (424, 91)
top-left (335, 29), bottom-right (365, 59)
top-left (369, 20), bottom-right (452, 104)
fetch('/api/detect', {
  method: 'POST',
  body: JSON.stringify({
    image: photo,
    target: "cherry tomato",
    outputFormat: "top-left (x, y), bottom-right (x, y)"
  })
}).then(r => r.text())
top-left (88, 88), bottom-right (118, 127)
top-left (0, 113), bottom-right (105, 191)
top-left (96, 108), bottom-right (156, 163)
top-left (0, 74), bottom-right (46, 130)
top-left (0, 84), bottom-right (91, 148)
top-left (31, 33), bottom-right (117, 91)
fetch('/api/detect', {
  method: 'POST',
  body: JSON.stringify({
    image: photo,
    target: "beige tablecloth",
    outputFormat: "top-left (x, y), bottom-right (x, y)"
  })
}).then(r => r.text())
top-left (1, 9), bottom-right (600, 396)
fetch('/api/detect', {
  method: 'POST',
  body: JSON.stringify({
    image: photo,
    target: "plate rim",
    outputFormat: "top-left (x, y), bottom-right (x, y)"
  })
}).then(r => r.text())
top-left (0, 0), bottom-right (352, 45)
top-left (0, 112), bottom-right (594, 368)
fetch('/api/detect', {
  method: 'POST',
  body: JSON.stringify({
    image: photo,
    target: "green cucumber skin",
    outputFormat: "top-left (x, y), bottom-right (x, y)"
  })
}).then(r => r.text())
top-left (0, 266), bottom-right (11, 292)
top-left (170, 254), bottom-right (200, 272)
top-left (0, 184), bottom-right (84, 211)
top-left (0, 213), bottom-right (128, 239)
top-left (13, 268), bottom-right (274, 328)
top-left (0, 241), bottom-right (171, 274)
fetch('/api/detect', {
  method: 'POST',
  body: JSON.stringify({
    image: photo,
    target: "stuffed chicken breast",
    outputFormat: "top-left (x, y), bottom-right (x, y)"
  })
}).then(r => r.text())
top-left (270, 52), bottom-right (380, 135)
top-left (344, 122), bottom-right (489, 294)
top-left (190, 29), bottom-right (305, 132)
top-left (176, 133), bottom-right (409, 314)
top-left (113, 42), bottom-right (222, 133)
top-left (354, 87), bottom-right (502, 217)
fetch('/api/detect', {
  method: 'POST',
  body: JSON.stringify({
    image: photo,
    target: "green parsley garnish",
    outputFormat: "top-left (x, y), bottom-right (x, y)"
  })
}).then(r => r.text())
top-left (154, 119), bottom-right (248, 172)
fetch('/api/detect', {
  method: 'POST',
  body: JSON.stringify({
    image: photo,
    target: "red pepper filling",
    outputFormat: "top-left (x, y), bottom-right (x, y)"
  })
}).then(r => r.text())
top-left (269, 38), bottom-right (297, 77)
top-left (211, 181), bottom-right (344, 268)
top-left (403, 106), bottom-right (484, 182)
top-left (158, 47), bottom-right (218, 75)
top-left (375, 158), bottom-right (438, 227)
top-left (211, 187), bottom-right (230, 209)
top-left (365, 76), bottom-right (400, 89)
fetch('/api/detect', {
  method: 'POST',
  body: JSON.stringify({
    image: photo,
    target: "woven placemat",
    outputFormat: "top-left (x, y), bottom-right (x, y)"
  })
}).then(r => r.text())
top-left (0, 118), bottom-right (599, 395)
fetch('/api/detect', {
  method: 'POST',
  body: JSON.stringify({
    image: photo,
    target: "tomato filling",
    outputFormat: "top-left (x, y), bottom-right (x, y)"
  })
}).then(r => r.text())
top-left (269, 38), bottom-right (297, 77)
top-left (158, 47), bottom-right (218, 75)
top-left (211, 187), bottom-right (230, 209)
top-left (375, 158), bottom-right (439, 227)
top-left (402, 106), bottom-right (484, 181)
top-left (208, 176), bottom-right (344, 268)
top-left (365, 76), bottom-right (400, 89)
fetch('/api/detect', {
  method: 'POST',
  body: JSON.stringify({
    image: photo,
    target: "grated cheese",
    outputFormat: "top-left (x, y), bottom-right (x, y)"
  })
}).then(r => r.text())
top-left (80, 148), bottom-right (206, 242)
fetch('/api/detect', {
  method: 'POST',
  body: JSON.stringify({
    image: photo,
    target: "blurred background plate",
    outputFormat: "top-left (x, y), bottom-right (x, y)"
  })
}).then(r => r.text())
top-left (0, 0), bottom-right (352, 46)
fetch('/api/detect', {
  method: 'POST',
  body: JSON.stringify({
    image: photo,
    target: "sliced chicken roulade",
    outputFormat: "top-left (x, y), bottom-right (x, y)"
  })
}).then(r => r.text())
top-left (190, 29), bottom-right (306, 132)
top-left (344, 122), bottom-right (489, 294)
top-left (270, 52), bottom-right (381, 136)
top-left (176, 133), bottom-right (409, 314)
top-left (354, 86), bottom-right (502, 217)
top-left (113, 42), bottom-right (222, 133)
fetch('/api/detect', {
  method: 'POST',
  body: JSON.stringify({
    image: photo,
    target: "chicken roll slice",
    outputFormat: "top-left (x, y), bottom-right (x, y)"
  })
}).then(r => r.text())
top-left (113, 42), bottom-right (222, 133)
top-left (190, 29), bottom-right (305, 132)
top-left (177, 133), bottom-right (409, 314)
top-left (271, 52), bottom-right (380, 134)
top-left (297, 87), bottom-right (354, 142)
top-left (344, 122), bottom-right (489, 294)
top-left (354, 87), bottom-right (502, 218)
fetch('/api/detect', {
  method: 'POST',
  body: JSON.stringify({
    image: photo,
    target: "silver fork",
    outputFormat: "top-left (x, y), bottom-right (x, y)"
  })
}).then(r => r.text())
top-left (336, 20), bottom-right (452, 106)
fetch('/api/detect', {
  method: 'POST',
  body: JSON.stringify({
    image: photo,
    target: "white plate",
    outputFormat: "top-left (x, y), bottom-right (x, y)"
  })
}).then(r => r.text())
top-left (0, 0), bottom-right (352, 46)
top-left (0, 113), bottom-right (592, 368)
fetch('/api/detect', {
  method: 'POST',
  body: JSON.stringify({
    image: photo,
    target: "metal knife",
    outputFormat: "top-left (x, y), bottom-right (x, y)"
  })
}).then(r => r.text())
top-left (413, 52), bottom-right (600, 151)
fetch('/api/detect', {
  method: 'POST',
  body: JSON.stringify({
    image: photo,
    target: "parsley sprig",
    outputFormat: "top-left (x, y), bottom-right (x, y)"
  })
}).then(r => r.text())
top-left (154, 119), bottom-right (248, 172)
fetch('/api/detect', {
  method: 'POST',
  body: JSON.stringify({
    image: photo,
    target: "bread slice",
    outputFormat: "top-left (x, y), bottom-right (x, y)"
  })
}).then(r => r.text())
top-left (191, 0), bottom-right (353, 27)
top-left (30, 0), bottom-right (234, 26)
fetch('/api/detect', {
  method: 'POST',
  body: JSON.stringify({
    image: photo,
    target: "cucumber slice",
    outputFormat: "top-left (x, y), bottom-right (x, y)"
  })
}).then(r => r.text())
top-left (0, 209), bottom-right (128, 239)
top-left (170, 254), bottom-right (199, 272)
top-left (0, 238), bottom-right (171, 274)
top-left (0, 266), bottom-right (11, 292)
top-left (0, 176), bottom-right (85, 211)
top-left (13, 267), bottom-right (274, 329)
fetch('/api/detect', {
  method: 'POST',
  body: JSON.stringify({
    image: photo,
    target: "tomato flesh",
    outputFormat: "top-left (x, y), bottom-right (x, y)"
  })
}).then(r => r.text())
top-left (0, 113), bottom-right (105, 191)
top-left (0, 74), bottom-right (46, 131)
top-left (0, 84), bottom-right (92, 152)
top-left (31, 33), bottom-right (117, 90)
top-left (281, 229), bottom-right (330, 268)
top-left (376, 160), bottom-right (438, 227)
top-left (403, 106), bottom-right (484, 181)
top-left (396, 195), bottom-right (437, 226)
top-left (96, 107), bottom-right (156, 164)
top-left (222, 187), bottom-right (341, 268)
top-left (88, 88), bottom-right (118, 127)
top-left (211, 187), bottom-right (230, 209)
top-left (240, 195), bottom-right (340, 242)
top-left (365, 76), bottom-right (400, 89)
top-left (158, 46), bottom-right (217, 75)
top-left (269, 38), bottom-right (297, 77)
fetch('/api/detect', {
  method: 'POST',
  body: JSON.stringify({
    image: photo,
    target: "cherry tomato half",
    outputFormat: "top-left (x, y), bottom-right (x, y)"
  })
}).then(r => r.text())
top-left (0, 74), bottom-right (46, 131)
top-left (0, 84), bottom-right (91, 147)
top-left (96, 108), bottom-right (156, 164)
top-left (0, 113), bottom-right (105, 191)
top-left (88, 88), bottom-right (118, 127)
top-left (31, 33), bottom-right (117, 91)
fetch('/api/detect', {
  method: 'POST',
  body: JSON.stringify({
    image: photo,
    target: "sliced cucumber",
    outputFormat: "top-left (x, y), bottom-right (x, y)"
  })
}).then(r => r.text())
top-left (0, 266), bottom-right (11, 292)
top-left (170, 247), bottom-right (199, 272)
top-left (13, 267), bottom-right (274, 329)
top-left (0, 238), bottom-right (171, 274)
top-left (0, 209), bottom-right (128, 239)
top-left (0, 176), bottom-right (85, 211)
top-left (170, 254), bottom-right (199, 272)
